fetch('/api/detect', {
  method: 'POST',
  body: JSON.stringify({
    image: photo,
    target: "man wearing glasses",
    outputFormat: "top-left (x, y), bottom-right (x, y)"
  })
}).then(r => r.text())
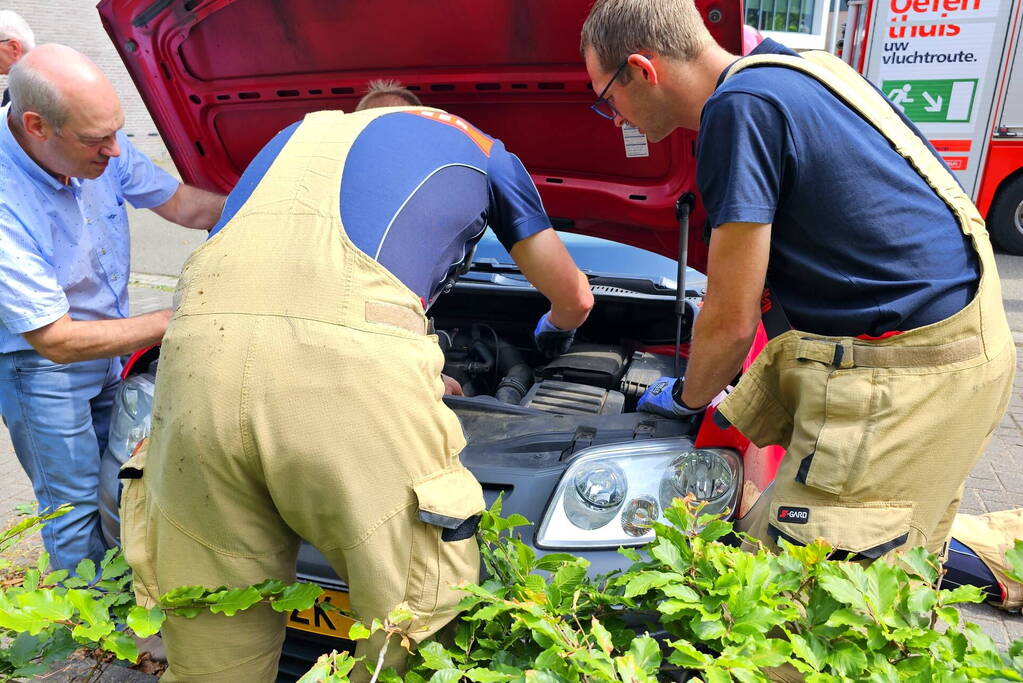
top-left (0, 10), bottom-right (35, 106)
top-left (579, 0), bottom-right (1012, 565)
top-left (0, 44), bottom-right (226, 572)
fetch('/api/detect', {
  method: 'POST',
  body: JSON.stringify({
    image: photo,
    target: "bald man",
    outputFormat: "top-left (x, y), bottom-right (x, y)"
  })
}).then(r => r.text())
top-left (0, 44), bottom-right (225, 572)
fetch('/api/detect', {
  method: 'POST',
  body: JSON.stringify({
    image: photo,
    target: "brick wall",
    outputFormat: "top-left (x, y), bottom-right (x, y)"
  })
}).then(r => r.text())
top-left (0, 1), bottom-right (170, 161)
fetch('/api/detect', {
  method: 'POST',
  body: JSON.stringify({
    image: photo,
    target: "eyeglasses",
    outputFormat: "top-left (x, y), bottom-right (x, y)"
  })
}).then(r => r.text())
top-left (590, 57), bottom-right (631, 120)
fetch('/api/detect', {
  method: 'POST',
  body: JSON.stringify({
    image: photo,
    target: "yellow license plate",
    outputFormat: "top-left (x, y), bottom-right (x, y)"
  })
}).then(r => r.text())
top-left (287, 588), bottom-right (354, 639)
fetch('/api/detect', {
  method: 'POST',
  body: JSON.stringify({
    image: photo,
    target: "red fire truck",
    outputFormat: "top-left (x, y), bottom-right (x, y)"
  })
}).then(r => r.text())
top-left (841, 0), bottom-right (1023, 253)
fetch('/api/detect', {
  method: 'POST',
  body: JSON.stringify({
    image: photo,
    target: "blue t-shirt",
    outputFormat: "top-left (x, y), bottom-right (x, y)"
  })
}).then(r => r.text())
top-left (211, 109), bottom-right (550, 303)
top-left (696, 39), bottom-right (979, 337)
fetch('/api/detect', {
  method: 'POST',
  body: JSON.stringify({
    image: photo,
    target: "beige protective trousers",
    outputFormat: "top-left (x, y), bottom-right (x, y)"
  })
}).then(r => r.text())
top-left (120, 108), bottom-right (485, 681)
top-left (719, 52), bottom-right (1016, 561)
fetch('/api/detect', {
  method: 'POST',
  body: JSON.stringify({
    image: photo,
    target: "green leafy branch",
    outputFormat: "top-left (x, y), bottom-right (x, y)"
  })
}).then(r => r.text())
top-left (397, 497), bottom-right (1023, 683)
top-left (157, 578), bottom-right (324, 619)
top-left (0, 507), bottom-right (328, 681)
top-left (0, 506), bottom-right (146, 679)
top-left (4, 499), bottom-right (1023, 683)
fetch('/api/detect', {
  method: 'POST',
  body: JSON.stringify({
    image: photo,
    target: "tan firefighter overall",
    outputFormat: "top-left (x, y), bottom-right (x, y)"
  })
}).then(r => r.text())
top-left (119, 108), bottom-right (484, 681)
top-left (717, 52), bottom-right (1016, 561)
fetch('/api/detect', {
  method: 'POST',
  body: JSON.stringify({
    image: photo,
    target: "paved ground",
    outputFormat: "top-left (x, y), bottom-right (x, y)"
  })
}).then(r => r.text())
top-left (0, 225), bottom-right (1021, 677)
top-left (36, 658), bottom-right (158, 682)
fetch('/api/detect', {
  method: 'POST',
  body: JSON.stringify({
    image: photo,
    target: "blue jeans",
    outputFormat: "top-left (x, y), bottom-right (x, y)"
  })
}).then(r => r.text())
top-left (0, 351), bottom-right (122, 571)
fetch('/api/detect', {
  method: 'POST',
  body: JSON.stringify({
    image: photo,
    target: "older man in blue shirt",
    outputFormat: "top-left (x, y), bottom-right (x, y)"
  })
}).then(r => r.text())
top-left (0, 44), bottom-right (225, 571)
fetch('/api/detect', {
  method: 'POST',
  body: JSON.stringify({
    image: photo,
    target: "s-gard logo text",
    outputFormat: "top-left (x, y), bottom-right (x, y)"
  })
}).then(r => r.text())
top-left (777, 506), bottom-right (810, 524)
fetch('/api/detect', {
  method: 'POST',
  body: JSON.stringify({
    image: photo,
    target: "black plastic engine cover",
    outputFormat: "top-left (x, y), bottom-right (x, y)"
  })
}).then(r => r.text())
top-left (619, 351), bottom-right (682, 400)
top-left (539, 344), bottom-right (628, 389)
top-left (520, 380), bottom-right (626, 415)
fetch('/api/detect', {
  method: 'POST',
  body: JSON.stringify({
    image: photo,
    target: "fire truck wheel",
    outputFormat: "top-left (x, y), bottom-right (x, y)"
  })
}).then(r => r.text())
top-left (989, 174), bottom-right (1023, 256)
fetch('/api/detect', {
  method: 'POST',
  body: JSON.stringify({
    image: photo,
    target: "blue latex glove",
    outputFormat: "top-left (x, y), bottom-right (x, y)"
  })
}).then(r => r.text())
top-left (637, 377), bottom-right (705, 418)
top-left (534, 312), bottom-right (576, 358)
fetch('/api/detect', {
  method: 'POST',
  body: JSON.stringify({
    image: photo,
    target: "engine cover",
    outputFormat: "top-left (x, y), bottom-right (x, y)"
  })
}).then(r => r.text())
top-left (619, 351), bottom-right (681, 400)
top-left (539, 344), bottom-right (628, 390)
top-left (520, 380), bottom-right (625, 415)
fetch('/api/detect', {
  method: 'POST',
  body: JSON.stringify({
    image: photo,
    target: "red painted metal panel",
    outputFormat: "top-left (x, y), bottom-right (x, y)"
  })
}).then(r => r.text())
top-left (96, 0), bottom-right (744, 269)
top-left (692, 324), bottom-right (784, 494)
top-left (976, 139), bottom-right (1023, 217)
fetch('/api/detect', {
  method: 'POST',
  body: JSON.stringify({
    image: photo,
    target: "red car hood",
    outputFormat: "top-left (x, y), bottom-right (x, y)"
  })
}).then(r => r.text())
top-left (97, 0), bottom-right (744, 271)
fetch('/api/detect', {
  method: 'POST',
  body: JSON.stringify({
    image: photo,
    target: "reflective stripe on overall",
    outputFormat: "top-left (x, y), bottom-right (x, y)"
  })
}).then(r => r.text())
top-left (120, 108), bottom-right (483, 682)
top-left (716, 52), bottom-right (1016, 559)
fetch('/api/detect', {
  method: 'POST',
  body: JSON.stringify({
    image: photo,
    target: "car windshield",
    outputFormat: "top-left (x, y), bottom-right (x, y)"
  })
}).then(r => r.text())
top-left (469, 230), bottom-right (705, 291)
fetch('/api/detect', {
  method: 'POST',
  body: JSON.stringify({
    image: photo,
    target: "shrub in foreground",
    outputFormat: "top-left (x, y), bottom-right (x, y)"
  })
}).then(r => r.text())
top-left (1, 500), bottom-right (1022, 682)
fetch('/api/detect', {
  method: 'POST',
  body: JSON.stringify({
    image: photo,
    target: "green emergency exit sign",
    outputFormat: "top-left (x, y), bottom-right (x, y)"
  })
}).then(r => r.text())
top-left (881, 78), bottom-right (978, 123)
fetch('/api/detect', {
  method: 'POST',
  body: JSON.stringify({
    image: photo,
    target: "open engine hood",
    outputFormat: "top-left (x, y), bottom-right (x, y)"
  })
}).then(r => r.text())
top-left (97, 0), bottom-right (745, 271)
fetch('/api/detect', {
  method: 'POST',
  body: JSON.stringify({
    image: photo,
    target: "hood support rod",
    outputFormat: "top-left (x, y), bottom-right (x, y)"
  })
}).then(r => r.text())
top-left (674, 193), bottom-right (696, 378)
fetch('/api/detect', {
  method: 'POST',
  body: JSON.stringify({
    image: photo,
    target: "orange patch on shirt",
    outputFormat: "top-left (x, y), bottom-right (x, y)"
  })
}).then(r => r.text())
top-left (407, 110), bottom-right (494, 156)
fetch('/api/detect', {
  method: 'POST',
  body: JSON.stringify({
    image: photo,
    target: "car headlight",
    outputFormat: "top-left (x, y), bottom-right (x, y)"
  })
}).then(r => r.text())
top-left (106, 373), bottom-right (155, 466)
top-left (536, 439), bottom-right (741, 549)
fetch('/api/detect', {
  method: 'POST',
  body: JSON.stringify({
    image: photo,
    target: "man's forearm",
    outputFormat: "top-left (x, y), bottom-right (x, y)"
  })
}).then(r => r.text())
top-left (549, 270), bottom-right (594, 330)
top-left (509, 230), bottom-right (594, 330)
top-left (679, 304), bottom-right (757, 408)
top-left (679, 221), bottom-right (771, 408)
top-left (22, 311), bottom-right (172, 364)
top-left (176, 185), bottom-right (226, 230)
top-left (152, 184), bottom-right (226, 231)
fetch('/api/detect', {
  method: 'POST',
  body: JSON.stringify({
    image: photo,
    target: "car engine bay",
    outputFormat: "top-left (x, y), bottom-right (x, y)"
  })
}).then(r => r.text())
top-left (430, 282), bottom-right (698, 417)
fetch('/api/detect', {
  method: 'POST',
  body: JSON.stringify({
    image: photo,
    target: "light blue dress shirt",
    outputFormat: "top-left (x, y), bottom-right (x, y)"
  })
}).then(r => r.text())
top-left (0, 108), bottom-right (178, 353)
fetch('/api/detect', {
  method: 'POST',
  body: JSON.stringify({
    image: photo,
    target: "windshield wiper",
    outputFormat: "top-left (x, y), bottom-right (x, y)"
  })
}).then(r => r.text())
top-left (470, 259), bottom-right (525, 273)
top-left (470, 260), bottom-right (596, 278)
top-left (588, 275), bottom-right (682, 295)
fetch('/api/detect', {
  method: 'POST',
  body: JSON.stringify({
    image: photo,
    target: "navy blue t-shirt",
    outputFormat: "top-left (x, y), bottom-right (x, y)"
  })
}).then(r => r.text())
top-left (210, 109), bottom-right (550, 302)
top-left (696, 39), bottom-right (979, 337)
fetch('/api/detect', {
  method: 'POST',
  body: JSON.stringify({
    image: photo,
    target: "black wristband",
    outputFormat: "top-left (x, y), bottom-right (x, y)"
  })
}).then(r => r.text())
top-left (679, 398), bottom-right (703, 411)
top-left (672, 379), bottom-right (703, 411)
top-left (671, 378), bottom-right (685, 403)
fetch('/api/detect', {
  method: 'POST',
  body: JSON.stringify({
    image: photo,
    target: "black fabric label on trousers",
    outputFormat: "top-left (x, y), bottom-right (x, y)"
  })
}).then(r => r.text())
top-left (777, 506), bottom-right (810, 524)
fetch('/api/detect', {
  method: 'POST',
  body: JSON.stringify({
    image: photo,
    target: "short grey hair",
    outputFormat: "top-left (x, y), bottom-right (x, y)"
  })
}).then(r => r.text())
top-left (355, 79), bottom-right (422, 111)
top-left (581, 0), bottom-right (712, 79)
top-left (0, 10), bottom-right (36, 51)
top-left (8, 59), bottom-right (69, 133)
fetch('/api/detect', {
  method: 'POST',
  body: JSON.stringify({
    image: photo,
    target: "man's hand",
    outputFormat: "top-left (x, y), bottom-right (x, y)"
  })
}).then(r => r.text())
top-left (637, 377), bottom-right (705, 418)
top-left (534, 312), bottom-right (576, 358)
top-left (150, 184), bottom-right (226, 231)
top-left (441, 374), bottom-right (464, 396)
